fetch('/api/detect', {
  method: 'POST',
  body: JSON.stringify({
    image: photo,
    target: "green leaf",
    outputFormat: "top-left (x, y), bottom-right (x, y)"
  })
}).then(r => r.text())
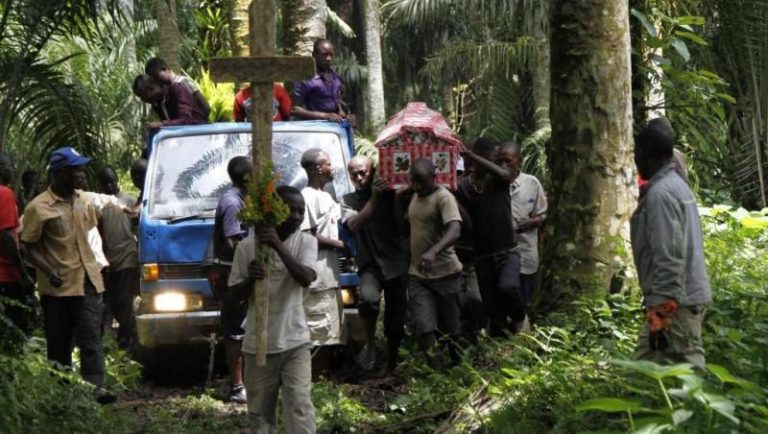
top-left (675, 15), bottom-right (706, 26)
top-left (631, 422), bottom-right (673, 434)
top-left (631, 9), bottom-right (658, 38)
top-left (670, 37), bottom-right (691, 62)
top-left (707, 364), bottom-right (762, 392)
top-left (674, 30), bottom-right (708, 46)
top-left (671, 409), bottom-right (693, 425)
top-left (576, 397), bottom-right (643, 413)
top-left (700, 392), bottom-right (739, 424)
top-left (610, 359), bottom-right (695, 380)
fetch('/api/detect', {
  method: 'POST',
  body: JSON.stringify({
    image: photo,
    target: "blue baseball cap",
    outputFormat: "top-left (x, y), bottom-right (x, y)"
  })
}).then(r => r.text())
top-left (49, 147), bottom-right (92, 172)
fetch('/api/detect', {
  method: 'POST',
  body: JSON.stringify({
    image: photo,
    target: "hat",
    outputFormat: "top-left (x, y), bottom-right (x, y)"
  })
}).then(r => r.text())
top-left (49, 147), bottom-right (92, 172)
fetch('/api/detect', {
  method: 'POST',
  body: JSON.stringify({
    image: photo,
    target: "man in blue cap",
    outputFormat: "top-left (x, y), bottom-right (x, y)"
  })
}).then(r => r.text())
top-left (21, 147), bottom-right (132, 404)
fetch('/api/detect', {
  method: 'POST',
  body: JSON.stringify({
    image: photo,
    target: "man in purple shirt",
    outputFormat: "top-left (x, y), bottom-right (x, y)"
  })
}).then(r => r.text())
top-left (132, 74), bottom-right (209, 132)
top-left (208, 156), bottom-right (251, 404)
top-left (291, 39), bottom-right (348, 122)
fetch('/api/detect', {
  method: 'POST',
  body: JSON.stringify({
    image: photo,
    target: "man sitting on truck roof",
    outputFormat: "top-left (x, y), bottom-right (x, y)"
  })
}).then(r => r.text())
top-left (228, 186), bottom-right (317, 433)
top-left (145, 57), bottom-right (211, 121)
top-left (132, 73), bottom-right (209, 132)
top-left (233, 84), bottom-right (292, 122)
top-left (291, 39), bottom-right (348, 123)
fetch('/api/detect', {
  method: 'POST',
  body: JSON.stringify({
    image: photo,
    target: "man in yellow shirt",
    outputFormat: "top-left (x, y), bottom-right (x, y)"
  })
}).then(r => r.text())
top-left (21, 147), bottom-right (129, 404)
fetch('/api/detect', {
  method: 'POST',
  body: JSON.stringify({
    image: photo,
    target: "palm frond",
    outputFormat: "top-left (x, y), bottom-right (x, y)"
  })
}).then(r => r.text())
top-left (383, 0), bottom-right (534, 31)
top-left (422, 38), bottom-right (533, 84)
top-left (334, 48), bottom-right (368, 91)
top-left (325, 5), bottom-right (355, 38)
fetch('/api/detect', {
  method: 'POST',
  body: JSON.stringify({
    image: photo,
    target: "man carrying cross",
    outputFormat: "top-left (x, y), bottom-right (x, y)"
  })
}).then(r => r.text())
top-left (209, 0), bottom-right (316, 426)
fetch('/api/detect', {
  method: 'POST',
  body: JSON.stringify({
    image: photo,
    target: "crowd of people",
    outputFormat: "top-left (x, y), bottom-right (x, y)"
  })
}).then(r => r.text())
top-left (131, 39), bottom-right (350, 134)
top-left (0, 35), bottom-right (712, 434)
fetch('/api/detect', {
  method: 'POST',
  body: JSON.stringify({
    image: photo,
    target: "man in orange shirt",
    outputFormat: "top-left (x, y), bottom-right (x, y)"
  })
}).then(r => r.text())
top-left (233, 84), bottom-right (292, 122)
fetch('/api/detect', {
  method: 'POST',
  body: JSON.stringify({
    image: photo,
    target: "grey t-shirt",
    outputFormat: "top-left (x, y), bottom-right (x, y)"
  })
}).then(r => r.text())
top-left (510, 173), bottom-right (547, 274)
top-left (408, 186), bottom-right (463, 279)
top-left (98, 191), bottom-right (138, 271)
top-left (229, 231), bottom-right (317, 355)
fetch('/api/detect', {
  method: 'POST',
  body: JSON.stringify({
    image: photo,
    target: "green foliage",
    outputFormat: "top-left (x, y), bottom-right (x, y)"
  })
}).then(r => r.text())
top-left (0, 338), bottom-right (130, 434)
top-left (191, 0), bottom-right (236, 66)
top-left (0, 1), bottom-right (143, 170)
top-left (475, 207), bottom-right (768, 433)
top-left (195, 68), bottom-right (235, 122)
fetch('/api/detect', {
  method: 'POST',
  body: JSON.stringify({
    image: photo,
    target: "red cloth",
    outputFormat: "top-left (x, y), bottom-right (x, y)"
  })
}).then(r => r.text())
top-left (233, 84), bottom-right (292, 122)
top-left (0, 185), bottom-right (21, 282)
top-left (375, 102), bottom-right (462, 189)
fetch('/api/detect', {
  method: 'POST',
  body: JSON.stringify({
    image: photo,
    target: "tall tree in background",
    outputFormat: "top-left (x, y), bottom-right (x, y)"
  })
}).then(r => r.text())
top-left (156, 0), bottom-right (180, 69)
top-left (232, 0), bottom-right (250, 56)
top-left (540, 0), bottom-right (635, 306)
top-left (283, 0), bottom-right (328, 55)
top-left (364, 0), bottom-right (385, 132)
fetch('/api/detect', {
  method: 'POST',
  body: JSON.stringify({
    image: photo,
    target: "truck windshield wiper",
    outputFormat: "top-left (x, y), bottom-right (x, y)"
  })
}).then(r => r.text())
top-left (168, 208), bottom-right (216, 224)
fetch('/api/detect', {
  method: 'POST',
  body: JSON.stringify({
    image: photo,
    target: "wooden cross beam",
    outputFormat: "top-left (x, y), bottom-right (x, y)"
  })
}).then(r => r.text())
top-left (209, 0), bottom-right (314, 367)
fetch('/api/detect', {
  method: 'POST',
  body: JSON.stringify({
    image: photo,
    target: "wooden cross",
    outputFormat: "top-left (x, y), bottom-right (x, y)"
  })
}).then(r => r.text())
top-left (209, 0), bottom-right (314, 367)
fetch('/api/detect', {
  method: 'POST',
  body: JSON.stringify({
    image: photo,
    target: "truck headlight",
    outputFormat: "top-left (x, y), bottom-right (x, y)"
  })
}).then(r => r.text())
top-left (340, 288), bottom-right (355, 306)
top-left (153, 292), bottom-right (203, 312)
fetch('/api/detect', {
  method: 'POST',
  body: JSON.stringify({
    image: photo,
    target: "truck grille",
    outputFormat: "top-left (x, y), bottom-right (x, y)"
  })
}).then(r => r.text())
top-left (159, 264), bottom-right (205, 280)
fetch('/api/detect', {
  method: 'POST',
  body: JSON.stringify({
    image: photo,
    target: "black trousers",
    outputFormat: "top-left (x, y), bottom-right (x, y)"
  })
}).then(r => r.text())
top-left (520, 272), bottom-right (538, 306)
top-left (102, 267), bottom-right (138, 349)
top-left (358, 267), bottom-right (408, 344)
top-left (41, 281), bottom-right (105, 386)
top-left (475, 250), bottom-right (526, 333)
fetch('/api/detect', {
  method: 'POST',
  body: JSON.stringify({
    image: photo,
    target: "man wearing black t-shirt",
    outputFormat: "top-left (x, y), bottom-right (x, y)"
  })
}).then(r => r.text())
top-left (456, 138), bottom-right (527, 336)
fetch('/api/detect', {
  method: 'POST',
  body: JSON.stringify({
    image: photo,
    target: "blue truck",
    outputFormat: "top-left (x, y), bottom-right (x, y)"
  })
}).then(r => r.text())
top-left (135, 120), bottom-right (363, 361)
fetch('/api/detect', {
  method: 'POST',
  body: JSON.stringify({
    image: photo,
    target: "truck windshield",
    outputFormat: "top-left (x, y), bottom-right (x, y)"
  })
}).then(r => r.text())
top-left (147, 130), bottom-right (353, 219)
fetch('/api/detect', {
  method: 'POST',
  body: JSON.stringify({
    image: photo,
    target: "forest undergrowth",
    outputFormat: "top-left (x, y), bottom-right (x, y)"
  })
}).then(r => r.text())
top-left (1, 207), bottom-right (766, 433)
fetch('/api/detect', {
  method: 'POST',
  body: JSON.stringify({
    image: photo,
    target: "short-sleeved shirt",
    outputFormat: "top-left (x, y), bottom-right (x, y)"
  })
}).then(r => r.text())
top-left (293, 71), bottom-right (344, 114)
top-left (340, 189), bottom-right (408, 281)
top-left (456, 175), bottom-right (516, 258)
top-left (0, 185), bottom-right (21, 282)
top-left (408, 186), bottom-right (463, 279)
top-left (100, 192), bottom-right (138, 271)
top-left (20, 189), bottom-right (124, 296)
top-left (233, 84), bottom-right (292, 122)
top-left (213, 187), bottom-right (247, 263)
top-left (510, 173), bottom-right (547, 274)
top-left (229, 231), bottom-right (317, 354)
top-left (300, 187), bottom-right (341, 291)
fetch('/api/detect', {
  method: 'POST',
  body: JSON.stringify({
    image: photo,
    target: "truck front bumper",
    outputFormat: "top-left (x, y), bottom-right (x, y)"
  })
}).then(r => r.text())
top-left (136, 310), bottom-right (220, 348)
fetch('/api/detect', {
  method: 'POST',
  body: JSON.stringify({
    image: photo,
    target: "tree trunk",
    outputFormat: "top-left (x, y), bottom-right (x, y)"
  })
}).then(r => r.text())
top-left (156, 0), bottom-right (180, 70)
top-left (532, 0), bottom-right (550, 128)
top-left (283, 0), bottom-right (327, 56)
top-left (232, 0), bottom-right (251, 56)
top-left (540, 0), bottom-right (636, 306)
top-left (363, 0), bottom-right (385, 132)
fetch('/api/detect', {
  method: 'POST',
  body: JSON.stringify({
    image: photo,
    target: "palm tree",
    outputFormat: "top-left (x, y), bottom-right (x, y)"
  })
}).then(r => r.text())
top-left (701, 0), bottom-right (768, 208)
top-left (363, 0), bottom-right (386, 132)
top-left (156, 0), bottom-right (180, 69)
top-left (283, 0), bottom-right (328, 55)
top-left (382, 0), bottom-right (546, 175)
top-left (232, 0), bottom-right (251, 56)
top-left (0, 0), bottom-right (120, 162)
top-left (540, 0), bottom-right (635, 307)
